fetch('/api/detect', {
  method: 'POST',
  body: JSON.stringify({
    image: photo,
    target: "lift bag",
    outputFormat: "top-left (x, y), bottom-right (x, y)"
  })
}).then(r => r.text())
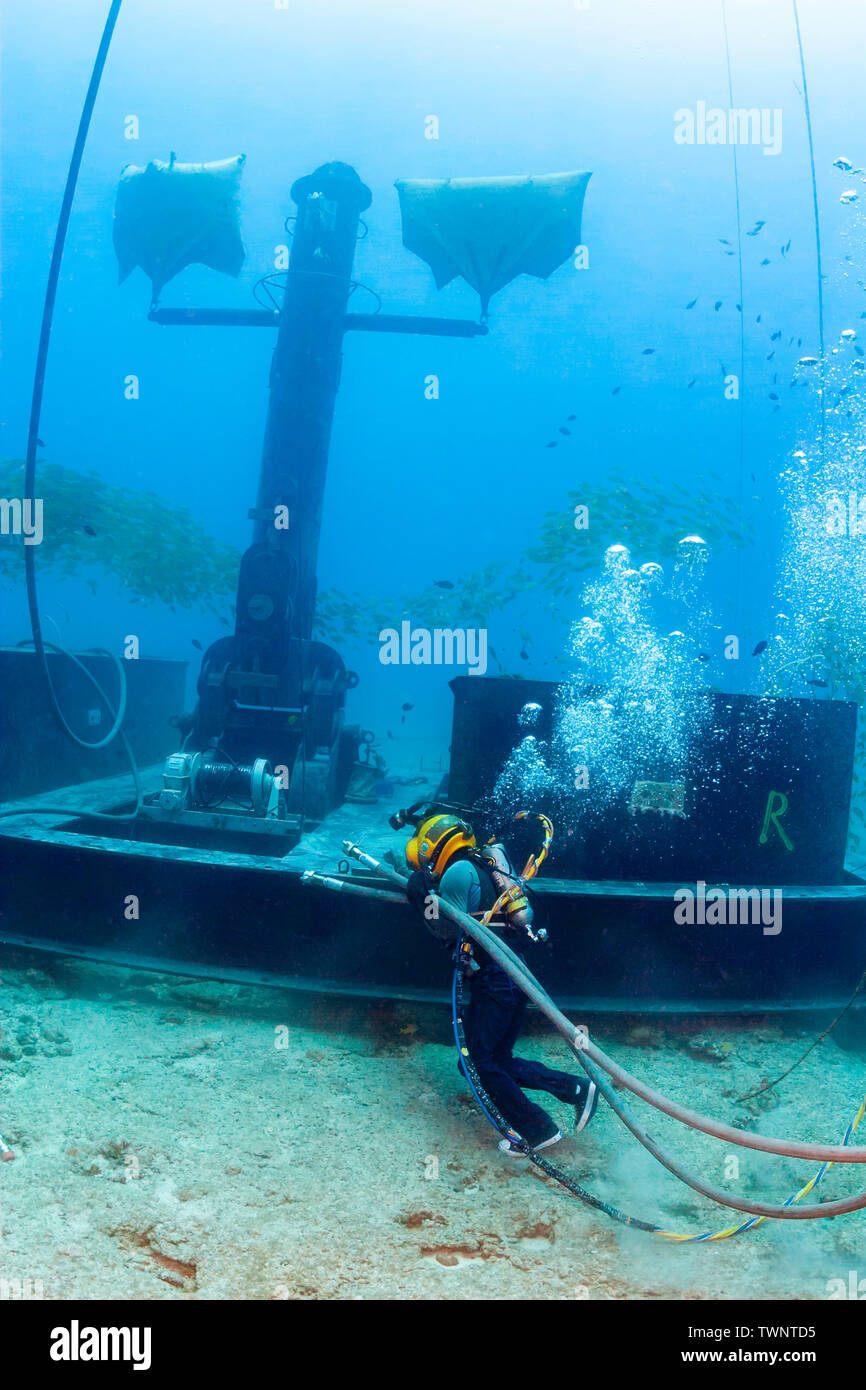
top-left (114, 153), bottom-right (246, 297)
top-left (394, 170), bottom-right (591, 316)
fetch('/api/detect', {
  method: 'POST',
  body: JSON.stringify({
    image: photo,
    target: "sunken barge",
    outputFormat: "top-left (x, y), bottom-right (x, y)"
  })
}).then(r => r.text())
top-left (1, 666), bottom-right (863, 1014)
top-left (2, 159), bottom-right (864, 1012)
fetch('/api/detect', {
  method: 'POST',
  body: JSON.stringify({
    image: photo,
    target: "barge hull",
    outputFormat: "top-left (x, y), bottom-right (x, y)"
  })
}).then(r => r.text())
top-left (1, 766), bottom-right (864, 1012)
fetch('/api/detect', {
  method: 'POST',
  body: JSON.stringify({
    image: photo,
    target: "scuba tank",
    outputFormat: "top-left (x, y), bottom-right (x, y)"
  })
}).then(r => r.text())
top-left (471, 840), bottom-right (547, 944)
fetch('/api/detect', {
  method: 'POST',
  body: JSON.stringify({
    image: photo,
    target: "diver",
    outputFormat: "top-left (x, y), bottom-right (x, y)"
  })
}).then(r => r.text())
top-left (396, 805), bottom-right (597, 1154)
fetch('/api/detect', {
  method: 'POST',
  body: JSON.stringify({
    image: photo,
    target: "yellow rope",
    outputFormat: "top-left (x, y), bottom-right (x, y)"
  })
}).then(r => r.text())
top-left (654, 1095), bottom-right (866, 1242)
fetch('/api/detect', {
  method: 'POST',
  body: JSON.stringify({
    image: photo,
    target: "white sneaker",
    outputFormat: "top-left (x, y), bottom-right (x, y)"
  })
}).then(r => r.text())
top-left (497, 1130), bottom-right (562, 1156)
top-left (574, 1079), bottom-right (598, 1133)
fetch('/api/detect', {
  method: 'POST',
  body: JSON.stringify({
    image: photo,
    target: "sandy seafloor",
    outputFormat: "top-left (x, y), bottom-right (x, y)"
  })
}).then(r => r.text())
top-left (1, 948), bottom-right (864, 1301)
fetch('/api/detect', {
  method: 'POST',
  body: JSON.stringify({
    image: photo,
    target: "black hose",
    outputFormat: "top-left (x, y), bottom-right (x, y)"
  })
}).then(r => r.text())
top-left (6, 2), bottom-right (145, 827)
top-left (23, 0), bottom-right (126, 754)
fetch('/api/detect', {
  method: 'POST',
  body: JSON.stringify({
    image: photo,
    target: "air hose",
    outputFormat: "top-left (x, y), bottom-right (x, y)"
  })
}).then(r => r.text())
top-left (305, 863), bottom-right (866, 1233)
top-left (318, 841), bottom-right (866, 1235)
top-left (451, 950), bottom-right (866, 1238)
top-left (444, 880), bottom-right (866, 1231)
top-left (341, 839), bottom-right (866, 1165)
top-left (300, 861), bottom-right (658, 1231)
top-left (446, 825), bottom-right (866, 1230)
top-left (453, 861), bottom-right (866, 1225)
top-left (0, 640), bottom-right (142, 823)
top-left (6, 0), bottom-right (140, 824)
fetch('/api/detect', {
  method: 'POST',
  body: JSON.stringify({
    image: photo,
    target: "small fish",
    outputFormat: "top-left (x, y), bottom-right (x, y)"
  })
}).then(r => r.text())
top-left (401, 702), bottom-right (414, 712)
top-left (736, 304), bottom-right (742, 312)
top-left (219, 615), bottom-right (231, 627)
top-left (191, 639), bottom-right (203, 651)
top-left (785, 239), bottom-right (791, 252)
top-left (82, 524), bottom-right (97, 536)
top-left (36, 438), bottom-right (45, 448)
top-left (567, 414), bottom-right (577, 421)
top-left (697, 652), bottom-right (711, 663)
top-left (558, 426), bottom-right (571, 436)
top-left (387, 730), bottom-right (393, 739)
top-left (687, 379), bottom-right (696, 389)
top-left (685, 298), bottom-right (697, 309)
top-left (798, 337), bottom-right (803, 346)
top-left (766, 351), bottom-right (775, 360)
top-left (434, 579), bottom-right (454, 589)
top-left (612, 386), bottom-right (621, 395)
top-left (752, 640), bottom-right (768, 656)
top-left (519, 649), bottom-right (529, 661)
top-left (719, 238), bottom-right (731, 245)
top-left (769, 392), bottom-right (779, 400)
top-left (546, 441), bottom-right (558, 447)
top-left (756, 314), bottom-right (762, 323)
top-left (771, 331), bottom-right (781, 340)
top-left (805, 678), bottom-right (828, 688)
top-left (761, 258), bottom-right (770, 266)
top-left (714, 301), bottom-right (722, 311)
top-left (642, 347), bottom-right (655, 355)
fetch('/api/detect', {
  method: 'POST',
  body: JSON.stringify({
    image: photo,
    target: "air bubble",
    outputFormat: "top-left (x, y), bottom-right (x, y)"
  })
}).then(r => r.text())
top-left (676, 535), bottom-right (709, 564)
top-left (603, 543), bottom-right (630, 574)
top-left (518, 702), bottom-right (543, 729)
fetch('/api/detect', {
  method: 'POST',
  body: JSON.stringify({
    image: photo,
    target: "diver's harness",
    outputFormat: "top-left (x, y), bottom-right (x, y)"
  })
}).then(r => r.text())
top-left (454, 823), bottom-right (552, 975)
top-left (392, 800), bottom-right (552, 965)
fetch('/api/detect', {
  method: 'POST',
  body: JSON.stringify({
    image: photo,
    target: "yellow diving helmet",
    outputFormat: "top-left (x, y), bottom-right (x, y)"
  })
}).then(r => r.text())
top-left (406, 813), bottom-right (476, 878)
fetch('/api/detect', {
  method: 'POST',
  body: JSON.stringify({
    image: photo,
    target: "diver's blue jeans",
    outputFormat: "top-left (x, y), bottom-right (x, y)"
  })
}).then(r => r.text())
top-left (463, 960), bottom-right (578, 1145)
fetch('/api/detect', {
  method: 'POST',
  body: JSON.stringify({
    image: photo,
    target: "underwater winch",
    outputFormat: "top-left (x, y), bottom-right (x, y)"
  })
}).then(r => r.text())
top-left (155, 751), bottom-right (284, 820)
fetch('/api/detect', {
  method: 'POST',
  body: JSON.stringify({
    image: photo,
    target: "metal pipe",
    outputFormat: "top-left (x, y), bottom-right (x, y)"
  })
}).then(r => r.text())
top-left (301, 871), bottom-right (405, 904)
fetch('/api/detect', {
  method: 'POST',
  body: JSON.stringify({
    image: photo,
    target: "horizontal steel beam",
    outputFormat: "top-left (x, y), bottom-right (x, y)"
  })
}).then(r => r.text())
top-left (344, 312), bottom-right (487, 337)
top-left (148, 307), bottom-right (488, 337)
top-left (149, 308), bottom-right (280, 327)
